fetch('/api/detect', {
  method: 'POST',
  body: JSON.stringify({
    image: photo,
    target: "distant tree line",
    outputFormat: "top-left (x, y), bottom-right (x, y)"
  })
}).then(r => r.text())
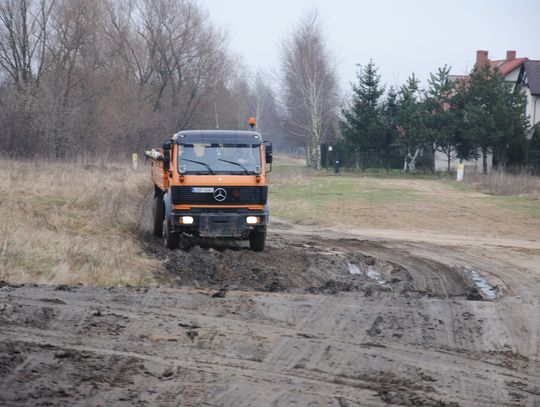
top-left (1, 1), bottom-right (536, 171)
top-left (340, 61), bottom-right (534, 173)
top-left (0, 0), bottom-right (282, 158)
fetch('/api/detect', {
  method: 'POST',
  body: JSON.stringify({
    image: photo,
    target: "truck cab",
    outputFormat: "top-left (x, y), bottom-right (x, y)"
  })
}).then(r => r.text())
top-left (148, 129), bottom-right (272, 251)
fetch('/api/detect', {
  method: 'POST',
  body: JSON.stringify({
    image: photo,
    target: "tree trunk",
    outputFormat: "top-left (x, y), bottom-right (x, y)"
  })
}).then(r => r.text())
top-left (482, 147), bottom-right (488, 174)
top-left (309, 138), bottom-right (321, 170)
top-left (409, 149), bottom-right (420, 173)
top-left (315, 146), bottom-right (321, 170)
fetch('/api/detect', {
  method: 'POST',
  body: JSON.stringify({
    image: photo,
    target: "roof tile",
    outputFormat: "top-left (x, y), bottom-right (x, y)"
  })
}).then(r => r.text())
top-left (524, 60), bottom-right (540, 95)
top-left (490, 58), bottom-right (528, 76)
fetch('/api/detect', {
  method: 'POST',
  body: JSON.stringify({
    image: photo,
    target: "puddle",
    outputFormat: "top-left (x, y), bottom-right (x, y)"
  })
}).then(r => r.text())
top-left (348, 263), bottom-right (361, 275)
top-left (464, 267), bottom-right (498, 300)
top-left (348, 262), bottom-right (387, 286)
top-left (366, 266), bottom-right (387, 286)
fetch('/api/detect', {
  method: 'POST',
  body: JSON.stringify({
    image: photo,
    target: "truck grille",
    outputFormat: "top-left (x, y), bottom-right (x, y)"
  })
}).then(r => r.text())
top-left (171, 186), bottom-right (268, 205)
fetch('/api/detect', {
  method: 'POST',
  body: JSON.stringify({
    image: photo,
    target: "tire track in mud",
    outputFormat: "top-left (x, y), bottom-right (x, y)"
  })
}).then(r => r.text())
top-left (1, 206), bottom-right (539, 406)
top-left (2, 282), bottom-right (539, 406)
top-left (134, 203), bottom-right (540, 405)
top-left (142, 230), bottom-right (498, 302)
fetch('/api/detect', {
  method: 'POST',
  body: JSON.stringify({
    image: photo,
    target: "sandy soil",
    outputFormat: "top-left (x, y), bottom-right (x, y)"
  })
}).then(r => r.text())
top-left (1, 211), bottom-right (539, 406)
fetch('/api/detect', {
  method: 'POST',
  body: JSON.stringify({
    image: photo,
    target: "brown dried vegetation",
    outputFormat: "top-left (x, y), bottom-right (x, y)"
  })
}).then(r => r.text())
top-left (0, 157), bottom-right (155, 285)
top-left (465, 169), bottom-right (540, 195)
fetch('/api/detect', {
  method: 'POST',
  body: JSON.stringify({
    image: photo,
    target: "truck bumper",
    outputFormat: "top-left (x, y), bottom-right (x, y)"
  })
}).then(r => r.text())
top-left (171, 210), bottom-right (268, 239)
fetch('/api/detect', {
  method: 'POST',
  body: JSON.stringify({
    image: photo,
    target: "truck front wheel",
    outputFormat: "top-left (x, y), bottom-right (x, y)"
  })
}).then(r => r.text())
top-left (249, 228), bottom-right (266, 252)
top-left (152, 196), bottom-right (164, 237)
top-left (163, 219), bottom-right (180, 249)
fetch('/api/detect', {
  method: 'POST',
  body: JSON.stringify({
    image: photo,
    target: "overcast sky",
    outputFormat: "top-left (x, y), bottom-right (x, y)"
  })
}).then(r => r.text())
top-left (199, 0), bottom-right (539, 93)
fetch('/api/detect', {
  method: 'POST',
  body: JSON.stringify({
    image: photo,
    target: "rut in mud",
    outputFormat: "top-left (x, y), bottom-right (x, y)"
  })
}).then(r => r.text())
top-left (138, 193), bottom-right (500, 300)
top-left (136, 190), bottom-right (500, 300)
top-left (140, 224), bottom-right (498, 301)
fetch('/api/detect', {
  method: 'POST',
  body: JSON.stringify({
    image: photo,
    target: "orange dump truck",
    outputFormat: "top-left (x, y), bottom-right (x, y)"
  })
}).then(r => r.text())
top-left (146, 126), bottom-right (273, 251)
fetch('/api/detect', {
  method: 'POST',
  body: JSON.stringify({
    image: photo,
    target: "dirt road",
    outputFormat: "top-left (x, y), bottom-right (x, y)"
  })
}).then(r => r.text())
top-left (1, 218), bottom-right (540, 406)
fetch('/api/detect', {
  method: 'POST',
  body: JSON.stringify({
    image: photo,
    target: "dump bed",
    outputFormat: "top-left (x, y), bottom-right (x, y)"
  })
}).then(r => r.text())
top-left (146, 149), bottom-right (169, 191)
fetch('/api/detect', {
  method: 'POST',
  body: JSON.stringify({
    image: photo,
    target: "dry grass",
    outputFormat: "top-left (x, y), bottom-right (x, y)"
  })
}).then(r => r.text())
top-left (0, 157), bottom-right (157, 286)
top-left (465, 170), bottom-right (540, 195)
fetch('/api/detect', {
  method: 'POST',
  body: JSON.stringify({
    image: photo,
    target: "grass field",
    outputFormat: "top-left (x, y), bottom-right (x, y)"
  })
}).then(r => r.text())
top-left (270, 165), bottom-right (421, 223)
top-left (269, 157), bottom-right (540, 239)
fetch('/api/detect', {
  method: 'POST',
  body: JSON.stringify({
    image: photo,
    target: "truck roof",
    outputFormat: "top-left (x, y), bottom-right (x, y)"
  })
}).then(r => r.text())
top-left (173, 130), bottom-right (262, 145)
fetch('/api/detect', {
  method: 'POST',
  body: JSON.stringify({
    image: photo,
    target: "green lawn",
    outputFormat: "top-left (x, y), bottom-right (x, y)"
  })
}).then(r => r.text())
top-left (269, 165), bottom-right (422, 223)
top-left (268, 160), bottom-right (540, 227)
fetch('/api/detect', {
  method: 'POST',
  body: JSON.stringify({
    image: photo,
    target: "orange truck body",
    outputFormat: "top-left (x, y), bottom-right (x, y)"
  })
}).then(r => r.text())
top-left (147, 130), bottom-right (272, 251)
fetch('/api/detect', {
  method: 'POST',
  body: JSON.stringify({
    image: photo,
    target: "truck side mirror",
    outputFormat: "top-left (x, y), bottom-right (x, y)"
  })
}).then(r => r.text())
top-left (264, 141), bottom-right (273, 164)
top-left (162, 139), bottom-right (172, 171)
top-left (162, 150), bottom-right (170, 170)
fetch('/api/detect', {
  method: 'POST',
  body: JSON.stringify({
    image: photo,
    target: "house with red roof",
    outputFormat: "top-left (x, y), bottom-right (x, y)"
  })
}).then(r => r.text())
top-left (435, 50), bottom-right (536, 172)
top-left (476, 50), bottom-right (540, 131)
top-left (480, 50), bottom-right (528, 89)
top-left (520, 60), bottom-right (540, 131)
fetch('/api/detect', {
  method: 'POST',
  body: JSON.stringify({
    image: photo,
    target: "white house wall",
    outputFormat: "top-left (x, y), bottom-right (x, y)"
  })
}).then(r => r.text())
top-left (525, 87), bottom-right (540, 127)
top-left (505, 68), bottom-right (520, 91)
top-left (434, 149), bottom-right (493, 173)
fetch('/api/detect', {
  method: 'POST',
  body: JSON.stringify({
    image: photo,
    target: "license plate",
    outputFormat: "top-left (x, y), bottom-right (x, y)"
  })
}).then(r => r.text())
top-left (191, 187), bottom-right (214, 193)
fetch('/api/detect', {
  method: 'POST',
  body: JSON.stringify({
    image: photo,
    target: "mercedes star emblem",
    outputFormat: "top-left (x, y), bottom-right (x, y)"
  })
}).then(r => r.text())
top-left (213, 188), bottom-right (227, 202)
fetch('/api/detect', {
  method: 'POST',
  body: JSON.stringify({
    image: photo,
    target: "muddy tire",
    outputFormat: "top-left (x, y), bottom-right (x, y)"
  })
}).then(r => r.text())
top-left (249, 229), bottom-right (266, 252)
top-left (163, 219), bottom-right (180, 249)
top-left (152, 196), bottom-right (164, 237)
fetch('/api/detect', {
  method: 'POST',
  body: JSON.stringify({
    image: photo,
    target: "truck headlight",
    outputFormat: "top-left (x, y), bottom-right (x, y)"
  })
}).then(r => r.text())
top-left (246, 216), bottom-right (259, 224)
top-left (180, 216), bottom-right (194, 224)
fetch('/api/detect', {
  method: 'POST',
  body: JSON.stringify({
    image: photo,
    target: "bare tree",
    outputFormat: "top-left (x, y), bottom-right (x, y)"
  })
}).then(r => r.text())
top-left (249, 72), bottom-right (282, 142)
top-left (102, 0), bottom-right (229, 131)
top-left (37, 0), bottom-right (102, 157)
top-left (0, 0), bottom-right (269, 158)
top-left (0, 0), bottom-right (57, 154)
top-left (280, 10), bottom-right (339, 168)
top-left (0, 0), bottom-right (54, 86)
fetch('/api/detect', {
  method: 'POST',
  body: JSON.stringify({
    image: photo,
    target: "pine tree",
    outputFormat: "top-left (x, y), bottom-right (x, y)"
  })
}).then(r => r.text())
top-left (424, 65), bottom-right (457, 172)
top-left (454, 64), bottom-right (528, 173)
top-left (497, 81), bottom-right (529, 167)
top-left (340, 60), bottom-right (385, 169)
top-left (396, 74), bottom-right (427, 172)
top-left (381, 86), bottom-right (399, 168)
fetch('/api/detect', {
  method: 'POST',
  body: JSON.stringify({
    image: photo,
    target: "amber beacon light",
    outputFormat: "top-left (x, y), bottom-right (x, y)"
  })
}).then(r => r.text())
top-left (248, 117), bottom-right (256, 129)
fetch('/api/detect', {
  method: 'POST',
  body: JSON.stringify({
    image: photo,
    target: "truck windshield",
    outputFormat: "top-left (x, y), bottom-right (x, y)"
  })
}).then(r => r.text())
top-left (178, 143), bottom-right (262, 175)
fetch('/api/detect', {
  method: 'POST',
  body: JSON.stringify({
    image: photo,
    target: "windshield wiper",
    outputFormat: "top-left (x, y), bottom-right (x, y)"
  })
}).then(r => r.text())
top-left (218, 158), bottom-right (250, 174)
top-left (181, 158), bottom-right (215, 174)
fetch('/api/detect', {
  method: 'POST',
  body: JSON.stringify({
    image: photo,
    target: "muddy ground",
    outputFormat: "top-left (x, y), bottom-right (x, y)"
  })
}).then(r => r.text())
top-left (1, 212), bottom-right (540, 406)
